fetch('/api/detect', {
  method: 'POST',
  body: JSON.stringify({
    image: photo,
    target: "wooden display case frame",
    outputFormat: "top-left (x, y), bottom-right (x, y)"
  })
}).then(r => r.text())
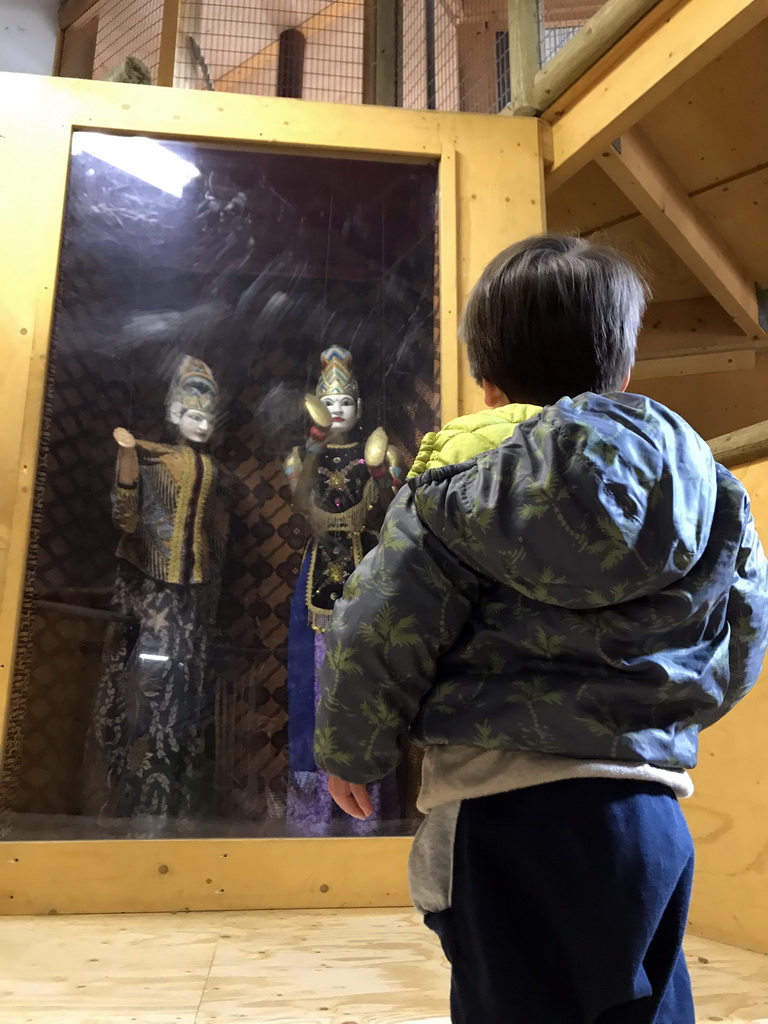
top-left (0, 73), bottom-right (544, 914)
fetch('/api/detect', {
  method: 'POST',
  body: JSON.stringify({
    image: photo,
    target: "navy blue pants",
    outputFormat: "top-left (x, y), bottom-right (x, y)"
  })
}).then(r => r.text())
top-left (425, 779), bottom-right (695, 1024)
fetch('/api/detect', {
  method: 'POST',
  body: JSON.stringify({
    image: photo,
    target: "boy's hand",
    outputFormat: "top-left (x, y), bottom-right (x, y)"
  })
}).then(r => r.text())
top-left (328, 776), bottom-right (373, 820)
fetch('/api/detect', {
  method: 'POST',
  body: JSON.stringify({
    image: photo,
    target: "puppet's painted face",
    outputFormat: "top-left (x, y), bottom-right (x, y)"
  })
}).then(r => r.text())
top-left (178, 408), bottom-right (214, 444)
top-left (321, 393), bottom-right (361, 438)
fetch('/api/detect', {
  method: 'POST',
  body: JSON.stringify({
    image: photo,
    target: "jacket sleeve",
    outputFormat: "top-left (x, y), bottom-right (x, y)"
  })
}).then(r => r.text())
top-left (314, 486), bottom-right (479, 784)
top-left (698, 507), bottom-right (768, 729)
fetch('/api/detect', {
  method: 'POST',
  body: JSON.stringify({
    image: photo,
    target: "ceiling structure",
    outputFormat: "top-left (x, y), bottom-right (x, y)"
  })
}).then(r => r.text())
top-left (541, 0), bottom-right (768, 436)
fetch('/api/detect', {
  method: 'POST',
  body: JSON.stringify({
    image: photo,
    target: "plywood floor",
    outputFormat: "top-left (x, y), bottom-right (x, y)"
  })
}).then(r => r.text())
top-left (0, 909), bottom-right (767, 1024)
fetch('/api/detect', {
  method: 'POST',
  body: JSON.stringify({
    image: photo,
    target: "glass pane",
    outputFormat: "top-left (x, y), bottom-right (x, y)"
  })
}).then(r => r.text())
top-left (2, 132), bottom-right (438, 840)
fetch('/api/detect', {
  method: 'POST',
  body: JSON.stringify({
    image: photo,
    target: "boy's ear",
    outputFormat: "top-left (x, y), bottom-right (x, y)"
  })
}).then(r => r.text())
top-left (620, 371), bottom-right (631, 393)
top-left (483, 380), bottom-right (508, 408)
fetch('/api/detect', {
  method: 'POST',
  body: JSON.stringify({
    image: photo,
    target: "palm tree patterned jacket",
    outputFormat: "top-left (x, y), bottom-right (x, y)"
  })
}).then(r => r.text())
top-left (315, 393), bottom-right (768, 785)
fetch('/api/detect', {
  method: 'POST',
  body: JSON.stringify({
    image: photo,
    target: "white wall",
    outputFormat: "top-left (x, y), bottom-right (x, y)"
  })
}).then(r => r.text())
top-left (0, 0), bottom-right (59, 75)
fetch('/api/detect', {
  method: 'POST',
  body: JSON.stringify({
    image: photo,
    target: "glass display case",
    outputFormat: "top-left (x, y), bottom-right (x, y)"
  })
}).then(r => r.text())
top-left (0, 75), bottom-right (543, 911)
top-left (5, 131), bottom-right (438, 842)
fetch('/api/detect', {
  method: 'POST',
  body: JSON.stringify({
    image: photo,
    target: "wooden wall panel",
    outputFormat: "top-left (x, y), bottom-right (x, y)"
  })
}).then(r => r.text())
top-left (681, 458), bottom-right (768, 954)
top-left (637, 354), bottom-right (768, 439)
top-left (694, 168), bottom-right (768, 286)
top-left (546, 161), bottom-right (636, 234)
top-left (594, 215), bottom-right (708, 303)
top-left (546, 166), bottom-right (709, 305)
top-left (640, 20), bottom-right (768, 194)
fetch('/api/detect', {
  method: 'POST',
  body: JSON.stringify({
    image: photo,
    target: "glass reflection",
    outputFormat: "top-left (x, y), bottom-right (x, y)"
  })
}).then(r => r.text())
top-left (1, 132), bottom-right (438, 840)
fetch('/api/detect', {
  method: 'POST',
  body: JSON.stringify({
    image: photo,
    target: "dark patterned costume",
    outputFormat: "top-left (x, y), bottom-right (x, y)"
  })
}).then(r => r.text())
top-left (287, 439), bottom-right (397, 835)
top-left (304, 441), bottom-right (380, 629)
top-left (83, 439), bottom-right (227, 832)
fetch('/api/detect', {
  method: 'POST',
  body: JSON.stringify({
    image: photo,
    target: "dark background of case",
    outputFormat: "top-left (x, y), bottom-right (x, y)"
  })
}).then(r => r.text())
top-left (4, 136), bottom-right (438, 836)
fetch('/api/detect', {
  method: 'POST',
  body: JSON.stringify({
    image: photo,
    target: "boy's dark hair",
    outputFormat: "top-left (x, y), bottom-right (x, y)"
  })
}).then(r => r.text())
top-left (461, 234), bottom-right (648, 406)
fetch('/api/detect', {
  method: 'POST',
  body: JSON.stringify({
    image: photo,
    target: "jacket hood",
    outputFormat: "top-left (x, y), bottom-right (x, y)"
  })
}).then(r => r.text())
top-left (414, 392), bottom-right (718, 610)
top-left (409, 402), bottom-right (542, 478)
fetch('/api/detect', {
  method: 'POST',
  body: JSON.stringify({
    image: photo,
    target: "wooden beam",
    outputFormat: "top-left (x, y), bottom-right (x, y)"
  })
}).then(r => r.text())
top-left (709, 421), bottom-right (768, 468)
top-left (597, 128), bottom-right (766, 337)
top-left (638, 299), bottom-right (768, 359)
top-left (157, 0), bottom-right (182, 88)
top-left (638, 333), bottom-right (768, 360)
top-left (539, 119), bottom-right (554, 171)
top-left (547, 0), bottom-right (768, 191)
top-left (58, 0), bottom-right (99, 32)
top-left (534, 0), bottom-right (660, 110)
top-left (52, 25), bottom-right (64, 76)
top-left (217, 0), bottom-right (364, 90)
top-left (363, 0), bottom-right (399, 105)
top-left (541, 0), bottom-right (682, 124)
top-left (632, 349), bottom-right (755, 381)
top-left (643, 297), bottom-right (749, 337)
top-left (708, 419), bottom-right (768, 468)
top-left (507, 0), bottom-right (540, 115)
top-left (363, 0), bottom-right (377, 103)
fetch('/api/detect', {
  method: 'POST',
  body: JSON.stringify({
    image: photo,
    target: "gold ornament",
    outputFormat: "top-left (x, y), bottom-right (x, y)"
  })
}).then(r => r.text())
top-left (327, 563), bottom-right (345, 584)
top-left (304, 394), bottom-right (333, 431)
top-left (365, 426), bottom-right (389, 468)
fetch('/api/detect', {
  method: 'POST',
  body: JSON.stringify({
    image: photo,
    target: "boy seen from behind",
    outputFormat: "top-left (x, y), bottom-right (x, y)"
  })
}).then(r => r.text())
top-left (314, 234), bottom-right (768, 1024)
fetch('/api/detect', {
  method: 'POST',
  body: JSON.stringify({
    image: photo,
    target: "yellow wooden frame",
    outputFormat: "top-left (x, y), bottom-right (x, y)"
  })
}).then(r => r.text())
top-left (0, 74), bottom-right (544, 915)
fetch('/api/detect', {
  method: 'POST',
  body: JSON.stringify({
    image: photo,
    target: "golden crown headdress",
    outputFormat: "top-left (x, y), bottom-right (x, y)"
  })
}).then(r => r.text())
top-left (315, 346), bottom-right (359, 401)
top-left (167, 355), bottom-right (218, 415)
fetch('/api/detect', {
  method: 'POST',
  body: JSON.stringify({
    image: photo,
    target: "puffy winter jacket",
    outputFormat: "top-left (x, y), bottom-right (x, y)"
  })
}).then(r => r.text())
top-left (315, 392), bottom-right (768, 785)
top-left (408, 403), bottom-right (542, 476)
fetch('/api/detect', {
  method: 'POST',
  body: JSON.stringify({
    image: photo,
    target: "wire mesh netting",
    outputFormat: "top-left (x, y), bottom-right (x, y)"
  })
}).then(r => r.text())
top-left (59, 0), bottom-right (164, 82)
top-left (539, 0), bottom-right (603, 66)
top-left (57, 0), bottom-right (612, 108)
top-left (177, 1), bottom-right (365, 102)
top-left (175, 0), bottom-right (546, 114)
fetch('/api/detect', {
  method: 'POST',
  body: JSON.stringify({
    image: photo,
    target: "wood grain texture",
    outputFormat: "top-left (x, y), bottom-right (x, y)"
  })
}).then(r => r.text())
top-left (597, 129), bottom-right (765, 337)
top-left (546, 161), bottom-right (636, 234)
top-left (633, 350), bottom-right (754, 381)
top-left (682, 458), bottom-right (768, 955)
top-left (157, 0), bottom-right (182, 87)
top-left (0, 837), bottom-right (412, 915)
top-left (637, 356), bottom-right (768, 439)
top-left (0, 73), bottom-right (545, 913)
top-left (591, 213), bottom-right (708, 303)
top-left (694, 169), bottom-right (768, 288)
top-left (547, 0), bottom-right (768, 191)
top-left (708, 423), bottom-right (768, 468)
top-left (0, 910), bottom-right (766, 1022)
top-left (639, 19), bottom-right (768, 195)
top-left (534, 0), bottom-right (661, 110)
top-left (507, 0), bottom-right (540, 114)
